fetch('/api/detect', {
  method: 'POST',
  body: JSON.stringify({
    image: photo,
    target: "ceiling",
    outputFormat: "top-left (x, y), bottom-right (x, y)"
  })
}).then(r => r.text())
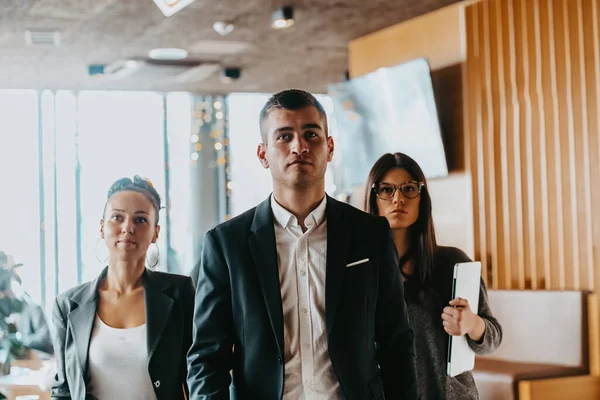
top-left (0, 0), bottom-right (459, 94)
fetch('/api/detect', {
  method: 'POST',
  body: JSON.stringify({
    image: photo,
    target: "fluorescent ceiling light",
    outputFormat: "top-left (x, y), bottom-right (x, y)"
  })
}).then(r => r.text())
top-left (148, 48), bottom-right (188, 61)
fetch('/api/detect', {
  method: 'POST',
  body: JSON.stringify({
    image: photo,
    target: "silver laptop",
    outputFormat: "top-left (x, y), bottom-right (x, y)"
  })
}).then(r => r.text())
top-left (446, 261), bottom-right (482, 377)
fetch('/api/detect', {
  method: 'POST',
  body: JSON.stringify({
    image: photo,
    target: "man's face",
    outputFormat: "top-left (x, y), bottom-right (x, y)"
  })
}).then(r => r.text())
top-left (257, 107), bottom-right (334, 190)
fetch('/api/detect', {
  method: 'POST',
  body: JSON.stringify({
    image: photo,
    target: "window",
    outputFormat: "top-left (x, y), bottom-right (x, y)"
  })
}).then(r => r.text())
top-left (77, 91), bottom-right (167, 282)
top-left (0, 89), bottom-right (225, 306)
top-left (0, 90), bottom-right (42, 302)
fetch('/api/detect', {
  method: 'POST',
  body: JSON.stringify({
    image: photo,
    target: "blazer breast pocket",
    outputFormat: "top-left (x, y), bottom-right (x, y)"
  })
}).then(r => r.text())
top-left (344, 258), bottom-right (373, 286)
top-left (346, 258), bottom-right (370, 268)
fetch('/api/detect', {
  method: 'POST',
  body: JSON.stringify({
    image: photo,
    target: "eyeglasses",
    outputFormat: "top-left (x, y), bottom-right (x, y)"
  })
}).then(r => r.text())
top-left (372, 181), bottom-right (425, 200)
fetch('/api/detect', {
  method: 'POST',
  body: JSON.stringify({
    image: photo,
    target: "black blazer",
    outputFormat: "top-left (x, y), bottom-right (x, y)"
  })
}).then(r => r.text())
top-left (51, 268), bottom-right (195, 400)
top-left (187, 195), bottom-right (418, 400)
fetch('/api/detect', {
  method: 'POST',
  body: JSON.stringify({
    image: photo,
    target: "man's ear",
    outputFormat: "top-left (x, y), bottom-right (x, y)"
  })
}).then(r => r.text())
top-left (257, 143), bottom-right (270, 169)
top-left (326, 136), bottom-right (334, 162)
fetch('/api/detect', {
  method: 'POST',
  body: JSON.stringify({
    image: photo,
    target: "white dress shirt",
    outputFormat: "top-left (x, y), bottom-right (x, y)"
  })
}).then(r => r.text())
top-left (271, 195), bottom-right (343, 400)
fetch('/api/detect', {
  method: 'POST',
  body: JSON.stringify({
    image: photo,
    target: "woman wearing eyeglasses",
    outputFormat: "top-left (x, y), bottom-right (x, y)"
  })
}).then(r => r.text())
top-left (364, 153), bottom-right (502, 400)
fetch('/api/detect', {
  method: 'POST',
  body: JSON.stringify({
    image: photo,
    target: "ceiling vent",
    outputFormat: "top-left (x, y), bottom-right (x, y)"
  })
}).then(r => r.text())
top-left (25, 28), bottom-right (61, 47)
top-left (128, 60), bottom-right (205, 82)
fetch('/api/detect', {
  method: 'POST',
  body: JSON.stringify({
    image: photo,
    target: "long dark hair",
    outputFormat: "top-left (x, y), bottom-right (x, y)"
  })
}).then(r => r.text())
top-left (364, 152), bottom-right (438, 290)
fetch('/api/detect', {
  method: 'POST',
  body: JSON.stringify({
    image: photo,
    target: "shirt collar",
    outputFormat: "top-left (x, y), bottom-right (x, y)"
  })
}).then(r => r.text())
top-left (270, 194), bottom-right (327, 230)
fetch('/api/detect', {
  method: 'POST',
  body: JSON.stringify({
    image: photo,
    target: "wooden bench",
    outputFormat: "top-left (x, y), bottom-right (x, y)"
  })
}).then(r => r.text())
top-left (473, 290), bottom-right (600, 400)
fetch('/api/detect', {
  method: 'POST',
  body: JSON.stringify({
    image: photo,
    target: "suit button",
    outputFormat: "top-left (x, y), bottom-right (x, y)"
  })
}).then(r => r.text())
top-left (154, 380), bottom-right (161, 388)
top-left (277, 357), bottom-right (282, 365)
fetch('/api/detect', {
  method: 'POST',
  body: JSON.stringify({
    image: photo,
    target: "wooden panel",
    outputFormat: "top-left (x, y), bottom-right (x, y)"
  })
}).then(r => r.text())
top-left (506, 0), bottom-right (526, 289)
top-left (481, 0), bottom-right (500, 288)
top-left (464, 4), bottom-right (488, 281)
top-left (348, 2), bottom-right (467, 78)
top-left (543, 0), bottom-right (567, 289)
top-left (588, 293), bottom-right (600, 376)
top-left (583, 0), bottom-right (600, 295)
top-left (465, 0), bottom-right (599, 290)
top-left (531, 0), bottom-right (552, 289)
top-left (518, 375), bottom-right (600, 400)
top-left (514, 0), bottom-right (534, 288)
top-left (569, 0), bottom-right (594, 290)
top-left (489, 0), bottom-right (510, 288)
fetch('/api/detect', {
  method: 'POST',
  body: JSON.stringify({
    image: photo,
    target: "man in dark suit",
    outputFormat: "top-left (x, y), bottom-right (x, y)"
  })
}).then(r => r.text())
top-left (187, 89), bottom-right (417, 399)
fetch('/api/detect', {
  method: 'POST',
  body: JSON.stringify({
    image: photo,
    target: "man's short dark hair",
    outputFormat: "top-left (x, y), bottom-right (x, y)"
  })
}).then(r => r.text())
top-left (259, 89), bottom-right (328, 142)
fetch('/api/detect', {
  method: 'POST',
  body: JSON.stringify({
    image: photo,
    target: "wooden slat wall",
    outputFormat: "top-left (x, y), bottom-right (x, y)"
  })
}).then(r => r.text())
top-left (464, 0), bottom-right (600, 290)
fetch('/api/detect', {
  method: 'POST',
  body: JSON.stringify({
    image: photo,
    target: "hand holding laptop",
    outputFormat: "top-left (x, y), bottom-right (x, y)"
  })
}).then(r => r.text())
top-left (442, 297), bottom-right (482, 339)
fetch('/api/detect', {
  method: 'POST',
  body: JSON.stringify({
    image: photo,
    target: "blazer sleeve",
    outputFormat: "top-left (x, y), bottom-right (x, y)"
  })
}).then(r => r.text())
top-left (374, 218), bottom-right (418, 399)
top-left (187, 229), bottom-right (234, 399)
top-left (51, 297), bottom-right (72, 399)
top-left (180, 277), bottom-right (195, 398)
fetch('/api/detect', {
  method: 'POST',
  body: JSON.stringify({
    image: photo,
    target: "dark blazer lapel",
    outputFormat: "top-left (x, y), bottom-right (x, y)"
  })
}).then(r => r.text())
top-left (144, 269), bottom-right (174, 361)
top-left (248, 197), bottom-right (285, 359)
top-left (325, 196), bottom-right (352, 338)
top-left (67, 268), bottom-right (106, 383)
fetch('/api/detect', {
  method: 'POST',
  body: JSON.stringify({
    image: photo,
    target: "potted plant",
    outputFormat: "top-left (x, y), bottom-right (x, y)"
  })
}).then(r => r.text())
top-left (0, 251), bottom-right (26, 376)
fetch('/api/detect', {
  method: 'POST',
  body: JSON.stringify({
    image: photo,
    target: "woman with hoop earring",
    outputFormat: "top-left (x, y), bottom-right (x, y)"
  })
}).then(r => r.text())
top-left (51, 176), bottom-right (194, 400)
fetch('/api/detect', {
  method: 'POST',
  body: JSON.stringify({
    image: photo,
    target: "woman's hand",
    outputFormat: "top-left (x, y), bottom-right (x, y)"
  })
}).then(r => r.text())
top-left (442, 297), bottom-right (486, 341)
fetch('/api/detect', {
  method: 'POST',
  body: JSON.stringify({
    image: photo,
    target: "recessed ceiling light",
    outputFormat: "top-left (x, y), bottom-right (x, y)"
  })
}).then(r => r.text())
top-left (148, 48), bottom-right (188, 61)
top-left (271, 6), bottom-right (294, 29)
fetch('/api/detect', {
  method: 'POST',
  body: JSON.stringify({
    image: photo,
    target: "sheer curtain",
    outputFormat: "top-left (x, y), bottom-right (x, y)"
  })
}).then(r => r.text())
top-left (0, 90), bottom-right (42, 303)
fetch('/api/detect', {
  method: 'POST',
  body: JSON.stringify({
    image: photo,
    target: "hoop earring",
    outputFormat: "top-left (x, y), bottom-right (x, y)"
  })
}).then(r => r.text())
top-left (146, 242), bottom-right (159, 269)
top-left (95, 238), bottom-right (109, 263)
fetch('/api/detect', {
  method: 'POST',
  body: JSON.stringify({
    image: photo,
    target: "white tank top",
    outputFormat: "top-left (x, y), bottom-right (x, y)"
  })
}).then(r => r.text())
top-left (88, 315), bottom-right (157, 400)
